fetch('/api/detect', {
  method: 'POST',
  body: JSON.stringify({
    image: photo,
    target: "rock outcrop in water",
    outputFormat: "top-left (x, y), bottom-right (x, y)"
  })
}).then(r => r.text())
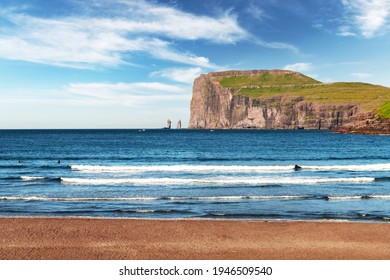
top-left (189, 70), bottom-right (390, 134)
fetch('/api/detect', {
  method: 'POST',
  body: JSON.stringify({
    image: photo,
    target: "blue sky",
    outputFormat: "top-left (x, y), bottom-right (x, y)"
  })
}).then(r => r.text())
top-left (1, 0), bottom-right (390, 128)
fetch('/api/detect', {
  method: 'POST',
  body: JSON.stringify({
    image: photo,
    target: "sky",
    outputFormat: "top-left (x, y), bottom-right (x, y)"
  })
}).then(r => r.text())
top-left (1, 0), bottom-right (390, 129)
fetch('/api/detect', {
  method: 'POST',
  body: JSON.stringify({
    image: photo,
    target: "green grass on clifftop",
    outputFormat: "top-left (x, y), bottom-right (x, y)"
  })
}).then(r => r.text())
top-left (378, 102), bottom-right (390, 119)
top-left (236, 82), bottom-right (390, 110)
top-left (238, 82), bottom-right (388, 97)
top-left (219, 71), bottom-right (320, 87)
top-left (215, 71), bottom-right (390, 118)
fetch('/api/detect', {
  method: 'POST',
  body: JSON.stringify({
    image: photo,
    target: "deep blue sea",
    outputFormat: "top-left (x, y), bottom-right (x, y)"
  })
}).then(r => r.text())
top-left (1, 129), bottom-right (390, 221)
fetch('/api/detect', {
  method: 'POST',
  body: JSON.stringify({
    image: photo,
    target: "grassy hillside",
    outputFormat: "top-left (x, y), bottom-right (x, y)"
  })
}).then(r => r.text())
top-left (378, 102), bottom-right (390, 118)
top-left (217, 71), bottom-right (390, 118)
top-left (219, 71), bottom-right (320, 87)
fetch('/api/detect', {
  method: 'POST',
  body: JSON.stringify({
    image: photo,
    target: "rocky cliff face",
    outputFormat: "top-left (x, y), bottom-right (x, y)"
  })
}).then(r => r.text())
top-left (189, 70), bottom-right (390, 133)
top-left (333, 112), bottom-right (390, 134)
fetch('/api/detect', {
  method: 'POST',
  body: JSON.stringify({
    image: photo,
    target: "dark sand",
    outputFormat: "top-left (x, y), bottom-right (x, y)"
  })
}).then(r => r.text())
top-left (1, 218), bottom-right (390, 260)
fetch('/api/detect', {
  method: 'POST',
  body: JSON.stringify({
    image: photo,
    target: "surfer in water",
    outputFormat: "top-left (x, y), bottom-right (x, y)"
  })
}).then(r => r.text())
top-left (294, 164), bottom-right (302, 171)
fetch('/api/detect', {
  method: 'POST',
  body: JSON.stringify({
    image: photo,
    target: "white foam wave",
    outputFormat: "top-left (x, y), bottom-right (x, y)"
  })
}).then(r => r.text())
top-left (70, 163), bottom-right (390, 173)
top-left (135, 210), bottom-right (158, 213)
top-left (365, 195), bottom-right (390, 199)
top-left (70, 164), bottom-right (295, 173)
top-left (60, 176), bottom-right (374, 185)
top-left (20, 176), bottom-right (46, 181)
top-left (3, 194), bottom-right (390, 202)
top-left (327, 195), bottom-right (390, 200)
top-left (302, 163), bottom-right (390, 171)
top-left (326, 196), bottom-right (363, 200)
top-left (0, 196), bottom-right (158, 201)
top-left (167, 195), bottom-right (312, 200)
top-left (0, 195), bottom-right (312, 202)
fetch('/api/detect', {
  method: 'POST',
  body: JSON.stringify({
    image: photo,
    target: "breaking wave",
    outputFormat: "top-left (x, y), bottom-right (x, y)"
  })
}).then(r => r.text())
top-left (302, 163), bottom-right (390, 171)
top-left (326, 195), bottom-right (390, 200)
top-left (60, 176), bottom-right (375, 185)
top-left (70, 164), bottom-right (296, 173)
top-left (20, 176), bottom-right (46, 181)
top-left (3, 194), bottom-right (390, 202)
top-left (70, 163), bottom-right (390, 173)
top-left (0, 195), bottom-right (314, 202)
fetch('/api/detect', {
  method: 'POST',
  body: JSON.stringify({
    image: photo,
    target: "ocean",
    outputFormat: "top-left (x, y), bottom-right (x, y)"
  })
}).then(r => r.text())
top-left (1, 129), bottom-right (390, 222)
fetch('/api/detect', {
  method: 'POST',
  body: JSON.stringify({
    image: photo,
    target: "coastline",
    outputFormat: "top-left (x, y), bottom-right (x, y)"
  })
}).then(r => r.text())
top-left (183, 127), bottom-right (390, 135)
top-left (2, 217), bottom-right (390, 260)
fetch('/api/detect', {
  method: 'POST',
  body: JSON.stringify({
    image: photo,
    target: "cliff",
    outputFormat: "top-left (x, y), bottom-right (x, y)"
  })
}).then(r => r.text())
top-left (189, 70), bottom-right (390, 134)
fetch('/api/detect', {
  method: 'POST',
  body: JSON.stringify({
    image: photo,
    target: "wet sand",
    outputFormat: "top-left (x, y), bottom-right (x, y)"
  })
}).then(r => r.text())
top-left (1, 217), bottom-right (390, 260)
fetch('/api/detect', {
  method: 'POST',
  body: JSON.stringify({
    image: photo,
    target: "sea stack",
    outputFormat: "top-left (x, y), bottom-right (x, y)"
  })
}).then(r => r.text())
top-left (164, 119), bottom-right (172, 129)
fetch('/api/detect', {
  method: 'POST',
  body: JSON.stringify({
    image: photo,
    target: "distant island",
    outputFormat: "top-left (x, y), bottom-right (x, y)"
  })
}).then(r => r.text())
top-left (189, 70), bottom-right (390, 134)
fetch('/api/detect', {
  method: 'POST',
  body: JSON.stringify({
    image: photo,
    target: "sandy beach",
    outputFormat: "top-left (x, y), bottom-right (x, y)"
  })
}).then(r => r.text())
top-left (1, 217), bottom-right (390, 260)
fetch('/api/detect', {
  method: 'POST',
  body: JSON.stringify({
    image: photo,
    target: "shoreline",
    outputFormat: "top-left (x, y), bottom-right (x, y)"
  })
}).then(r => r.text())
top-left (2, 128), bottom-right (390, 134)
top-left (2, 217), bottom-right (390, 260)
top-left (1, 215), bottom-right (390, 223)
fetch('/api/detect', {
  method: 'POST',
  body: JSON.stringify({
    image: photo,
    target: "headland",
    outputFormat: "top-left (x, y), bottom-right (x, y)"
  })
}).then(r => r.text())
top-left (189, 70), bottom-right (390, 134)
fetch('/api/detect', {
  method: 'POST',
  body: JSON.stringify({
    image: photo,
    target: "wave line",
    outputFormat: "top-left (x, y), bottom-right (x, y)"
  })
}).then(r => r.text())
top-left (0, 195), bottom-right (313, 202)
top-left (70, 163), bottom-right (390, 173)
top-left (60, 176), bottom-right (375, 185)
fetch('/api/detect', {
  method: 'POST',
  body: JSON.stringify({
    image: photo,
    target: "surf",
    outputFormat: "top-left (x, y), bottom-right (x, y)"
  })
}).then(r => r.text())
top-left (70, 163), bottom-right (390, 174)
top-left (69, 164), bottom-right (296, 173)
top-left (60, 176), bottom-right (375, 185)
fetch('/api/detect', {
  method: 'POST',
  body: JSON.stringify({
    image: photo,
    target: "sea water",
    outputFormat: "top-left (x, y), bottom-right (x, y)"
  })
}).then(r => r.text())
top-left (1, 129), bottom-right (390, 221)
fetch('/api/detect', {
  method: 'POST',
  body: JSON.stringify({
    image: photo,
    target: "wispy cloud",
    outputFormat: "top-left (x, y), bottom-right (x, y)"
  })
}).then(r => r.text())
top-left (101, 1), bottom-right (248, 43)
top-left (151, 67), bottom-right (203, 84)
top-left (66, 81), bottom-right (190, 107)
top-left (0, 0), bottom-right (302, 69)
top-left (1, 82), bottom-right (188, 105)
top-left (351, 72), bottom-right (372, 79)
top-left (337, 25), bottom-right (357, 37)
top-left (245, 2), bottom-right (269, 21)
top-left (283, 62), bottom-right (313, 72)
top-left (341, 0), bottom-right (390, 38)
top-left (256, 39), bottom-right (299, 53)
top-left (0, 0), bottom-right (247, 68)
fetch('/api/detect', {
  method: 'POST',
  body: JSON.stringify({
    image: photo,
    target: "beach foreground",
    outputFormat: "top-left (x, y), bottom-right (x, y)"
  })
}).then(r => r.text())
top-left (1, 218), bottom-right (390, 260)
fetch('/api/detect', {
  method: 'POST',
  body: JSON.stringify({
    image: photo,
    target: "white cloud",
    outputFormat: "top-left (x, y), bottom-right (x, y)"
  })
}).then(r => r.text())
top-left (0, 0), bottom-right (247, 68)
top-left (108, 1), bottom-right (248, 43)
top-left (313, 23), bottom-right (324, 29)
top-left (148, 43), bottom-right (215, 68)
top-left (351, 72), bottom-right (372, 79)
top-left (255, 39), bottom-right (299, 53)
top-left (341, 0), bottom-right (390, 38)
top-left (66, 82), bottom-right (190, 107)
top-left (337, 25), bottom-right (357, 37)
top-left (245, 3), bottom-right (268, 21)
top-left (151, 67), bottom-right (203, 84)
top-left (283, 62), bottom-right (313, 72)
